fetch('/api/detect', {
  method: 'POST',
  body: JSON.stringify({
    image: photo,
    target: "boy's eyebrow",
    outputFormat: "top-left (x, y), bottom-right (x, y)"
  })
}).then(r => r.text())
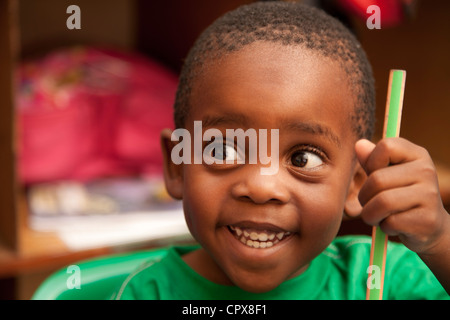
top-left (201, 114), bottom-right (341, 147)
top-left (201, 113), bottom-right (249, 128)
top-left (284, 120), bottom-right (342, 148)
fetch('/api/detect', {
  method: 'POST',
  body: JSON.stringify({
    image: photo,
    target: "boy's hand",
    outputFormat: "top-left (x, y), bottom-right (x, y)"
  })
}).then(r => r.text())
top-left (355, 138), bottom-right (450, 256)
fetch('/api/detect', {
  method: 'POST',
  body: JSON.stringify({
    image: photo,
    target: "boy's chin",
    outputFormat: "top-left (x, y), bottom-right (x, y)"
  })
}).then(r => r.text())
top-left (227, 270), bottom-right (290, 294)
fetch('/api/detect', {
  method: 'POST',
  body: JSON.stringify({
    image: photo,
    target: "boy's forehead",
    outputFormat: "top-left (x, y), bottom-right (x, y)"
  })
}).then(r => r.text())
top-left (203, 42), bottom-right (327, 83)
top-left (189, 42), bottom-right (357, 142)
top-left (194, 42), bottom-right (352, 101)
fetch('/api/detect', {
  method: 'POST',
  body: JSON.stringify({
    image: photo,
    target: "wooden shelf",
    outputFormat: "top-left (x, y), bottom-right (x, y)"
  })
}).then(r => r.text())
top-left (0, 191), bottom-right (194, 279)
top-left (0, 192), bottom-right (111, 278)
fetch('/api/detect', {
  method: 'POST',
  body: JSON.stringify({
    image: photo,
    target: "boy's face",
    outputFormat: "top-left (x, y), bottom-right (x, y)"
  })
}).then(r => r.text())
top-left (162, 42), bottom-right (363, 293)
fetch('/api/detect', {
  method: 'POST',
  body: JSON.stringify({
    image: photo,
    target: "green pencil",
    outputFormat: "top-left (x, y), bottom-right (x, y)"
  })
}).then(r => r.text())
top-left (366, 69), bottom-right (406, 300)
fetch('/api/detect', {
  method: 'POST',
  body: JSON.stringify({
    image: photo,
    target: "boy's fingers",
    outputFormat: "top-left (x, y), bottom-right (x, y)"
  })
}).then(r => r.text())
top-left (360, 184), bottom-right (421, 227)
top-left (358, 160), bottom-right (419, 206)
top-left (356, 138), bottom-right (428, 175)
top-left (355, 139), bottom-right (376, 174)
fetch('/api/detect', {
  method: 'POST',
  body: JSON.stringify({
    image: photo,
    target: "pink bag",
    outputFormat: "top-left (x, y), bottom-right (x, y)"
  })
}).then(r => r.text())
top-left (16, 47), bottom-right (178, 184)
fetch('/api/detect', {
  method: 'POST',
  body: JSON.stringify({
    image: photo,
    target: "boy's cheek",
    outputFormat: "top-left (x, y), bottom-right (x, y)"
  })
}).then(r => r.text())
top-left (291, 182), bottom-right (343, 233)
top-left (182, 168), bottom-right (225, 220)
top-left (303, 206), bottom-right (342, 241)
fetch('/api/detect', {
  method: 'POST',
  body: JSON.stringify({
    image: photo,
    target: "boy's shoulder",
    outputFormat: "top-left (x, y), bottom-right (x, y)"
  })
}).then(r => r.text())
top-left (323, 235), bottom-right (448, 300)
top-left (112, 245), bottom-right (200, 300)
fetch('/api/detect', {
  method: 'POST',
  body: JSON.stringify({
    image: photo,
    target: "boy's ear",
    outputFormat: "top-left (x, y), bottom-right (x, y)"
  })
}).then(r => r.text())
top-left (160, 129), bottom-right (183, 200)
top-left (344, 160), bottom-right (367, 219)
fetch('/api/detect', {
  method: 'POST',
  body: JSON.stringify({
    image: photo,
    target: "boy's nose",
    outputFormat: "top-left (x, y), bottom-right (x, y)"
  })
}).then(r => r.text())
top-left (230, 166), bottom-right (290, 204)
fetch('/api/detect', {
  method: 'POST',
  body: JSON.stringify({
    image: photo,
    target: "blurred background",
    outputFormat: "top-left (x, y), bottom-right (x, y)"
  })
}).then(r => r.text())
top-left (0, 0), bottom-right (449, 299)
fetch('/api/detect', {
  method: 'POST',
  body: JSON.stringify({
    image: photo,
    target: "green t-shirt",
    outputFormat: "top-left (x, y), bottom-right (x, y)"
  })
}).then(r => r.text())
top-left (113, 235), bottom-right (448, 300)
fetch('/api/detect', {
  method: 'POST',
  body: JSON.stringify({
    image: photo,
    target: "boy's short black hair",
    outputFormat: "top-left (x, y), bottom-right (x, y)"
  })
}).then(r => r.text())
top-left (174, 1), bottom-right (376, 139)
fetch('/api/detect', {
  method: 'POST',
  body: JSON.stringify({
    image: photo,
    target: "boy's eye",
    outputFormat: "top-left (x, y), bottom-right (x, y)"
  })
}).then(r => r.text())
top-left (290, 150), bottom-right (323, 169)
top-left (204, 141), bottom-right (242, 164)
top-left (212, 144), bottom-right (238, 161)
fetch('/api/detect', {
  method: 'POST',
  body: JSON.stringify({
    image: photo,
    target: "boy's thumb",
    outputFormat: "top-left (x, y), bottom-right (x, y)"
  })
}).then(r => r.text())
top-left (355, 139), bottom-right (376, 174)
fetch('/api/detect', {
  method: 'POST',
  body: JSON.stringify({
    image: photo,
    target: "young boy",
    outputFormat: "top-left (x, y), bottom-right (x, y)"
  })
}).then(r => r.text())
top-left (115, 2), bottom-right (449, 299)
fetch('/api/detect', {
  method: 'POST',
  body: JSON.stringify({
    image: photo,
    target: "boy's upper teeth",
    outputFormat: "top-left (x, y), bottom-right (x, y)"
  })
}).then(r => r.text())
top-left (229, 225), bottom-right (291, 244)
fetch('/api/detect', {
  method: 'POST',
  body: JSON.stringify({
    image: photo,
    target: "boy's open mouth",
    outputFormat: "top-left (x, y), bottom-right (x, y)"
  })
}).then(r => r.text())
top-left (227, 225), bottom-right (292, 249)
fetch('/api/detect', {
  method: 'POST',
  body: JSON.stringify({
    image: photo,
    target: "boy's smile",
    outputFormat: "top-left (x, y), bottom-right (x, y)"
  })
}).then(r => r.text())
top-left (227, 223), bottom-right (292, 249)
top-left (162, 42), bottom-right (364, 293)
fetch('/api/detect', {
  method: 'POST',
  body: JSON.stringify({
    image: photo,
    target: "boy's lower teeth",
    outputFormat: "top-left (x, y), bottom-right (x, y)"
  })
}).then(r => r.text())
top-left (229, 226), bottom-right (290, 249)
